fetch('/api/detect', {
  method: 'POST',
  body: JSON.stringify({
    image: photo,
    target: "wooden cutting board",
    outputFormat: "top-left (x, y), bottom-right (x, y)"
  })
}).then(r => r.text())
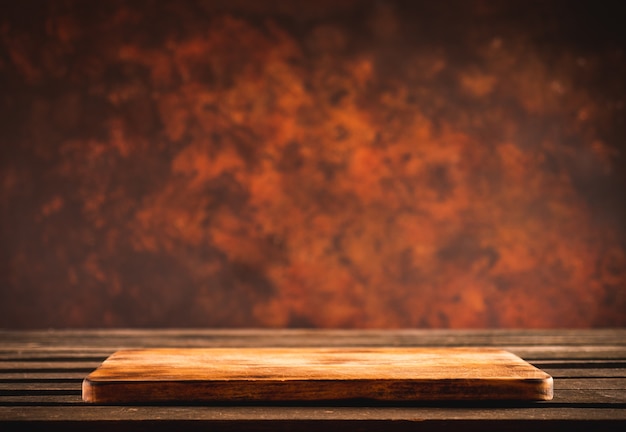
top-left (82, 348), bottom-right (553, 403)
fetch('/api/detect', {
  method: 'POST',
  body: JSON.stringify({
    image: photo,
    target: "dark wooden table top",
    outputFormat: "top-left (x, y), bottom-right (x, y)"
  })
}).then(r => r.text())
top-left (1, 329), bottom-right (625, 431)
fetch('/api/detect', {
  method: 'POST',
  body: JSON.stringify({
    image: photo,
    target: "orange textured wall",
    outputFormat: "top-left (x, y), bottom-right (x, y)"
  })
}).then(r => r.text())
top-left (1, 0), bottom-right (624, 328)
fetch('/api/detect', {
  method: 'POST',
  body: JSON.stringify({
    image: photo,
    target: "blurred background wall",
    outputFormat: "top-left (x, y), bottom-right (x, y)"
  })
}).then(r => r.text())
top-left (1, 0), bottom-right (624, 328)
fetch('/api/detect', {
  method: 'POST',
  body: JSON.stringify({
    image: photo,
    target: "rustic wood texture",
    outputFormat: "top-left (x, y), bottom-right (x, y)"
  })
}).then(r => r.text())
top-left (1, 329), bottom-right (625, 431)
top-left (82, 348), bottom-right (553, 403)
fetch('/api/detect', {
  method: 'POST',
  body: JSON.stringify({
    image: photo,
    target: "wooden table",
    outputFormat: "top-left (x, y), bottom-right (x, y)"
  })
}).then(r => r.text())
top-left (1, 329), bottom-right (625, 431)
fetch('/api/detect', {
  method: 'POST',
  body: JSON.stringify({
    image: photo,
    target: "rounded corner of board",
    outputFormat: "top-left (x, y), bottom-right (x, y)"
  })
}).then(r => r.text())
top-left (541, 374), bottom-right (554, 401)
top-left (81, 376), bottom-right (97, 403)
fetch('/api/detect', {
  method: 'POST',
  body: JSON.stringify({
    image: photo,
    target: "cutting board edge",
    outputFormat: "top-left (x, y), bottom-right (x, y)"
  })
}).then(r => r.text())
top-left (82, 375), bottom-right (554, 404)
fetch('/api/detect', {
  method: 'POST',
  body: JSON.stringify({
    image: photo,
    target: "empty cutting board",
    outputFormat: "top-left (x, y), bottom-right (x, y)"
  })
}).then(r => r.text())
top-left (82, 347), bottom-right (553, 403)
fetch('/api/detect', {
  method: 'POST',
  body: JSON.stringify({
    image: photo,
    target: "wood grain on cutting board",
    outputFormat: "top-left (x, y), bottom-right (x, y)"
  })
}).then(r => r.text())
top-left (82, 347), bottom-right (553, 403)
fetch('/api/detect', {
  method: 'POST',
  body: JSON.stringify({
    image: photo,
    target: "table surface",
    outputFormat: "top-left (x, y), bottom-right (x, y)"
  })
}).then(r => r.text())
top-left (1, 328), bottom-right (625, 431)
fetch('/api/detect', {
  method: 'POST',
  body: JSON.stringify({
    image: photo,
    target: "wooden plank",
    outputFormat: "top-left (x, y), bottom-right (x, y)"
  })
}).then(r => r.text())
top-left (505, 347), bottom-right (626, 360)
top-left (0, 395), bottom-right (83, 404)
top-left (0, 350), bottom-right (115, 360)
top-left (0, 392), bottom-right (624, 407)
top-left (0, 380), bottom-right (82, 394)
top-left (531, 359), bottom-right (626, 367)
top-left (0, 372), bottom-right (87, 380)
top-left (3, 390), bottom-right (625, 406)
top-left (4, 346), bottom-right (625, 363)
top-left (82, 348), bottom-right (552, 403)
top-left (542, 368), bottom-right (626, 378)
top-left (0, 362), bottom-right (101, 371)
top-left (554, 378), bottom-right (626, 390)
top-left (2, 329), bottom-right (625, 349)
top-left (552, 389), bottom-right (626, 404)
top-left (0, 327), bottom-right (612, 340)
top-left (2, 405), bottom-right (626, 422)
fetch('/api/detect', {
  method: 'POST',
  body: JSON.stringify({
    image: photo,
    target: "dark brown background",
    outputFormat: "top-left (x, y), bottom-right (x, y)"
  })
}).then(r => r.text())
top-left (1, 0), bottom-right (624, 329)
